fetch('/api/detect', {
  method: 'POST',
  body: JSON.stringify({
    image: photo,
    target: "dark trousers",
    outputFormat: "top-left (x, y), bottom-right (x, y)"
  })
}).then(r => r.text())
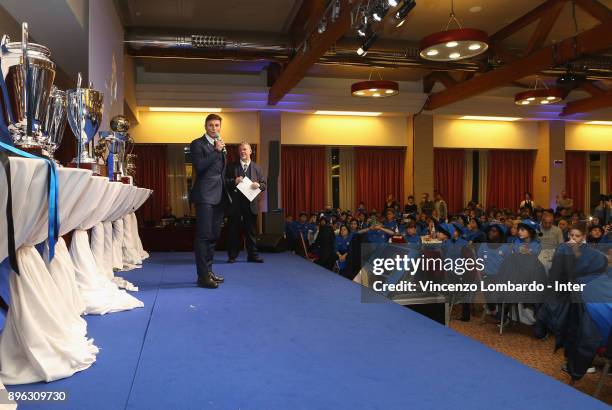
top-left (194, 202), bottom-right (225, 278)
top-left (227, 203), bottom-right (258, 259)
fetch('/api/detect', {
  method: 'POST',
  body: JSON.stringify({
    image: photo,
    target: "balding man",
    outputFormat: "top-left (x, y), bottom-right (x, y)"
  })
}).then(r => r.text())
top-left (225, 142), bottom-right (266, 263)
top-left (540, 212), bottom-right (564, 250)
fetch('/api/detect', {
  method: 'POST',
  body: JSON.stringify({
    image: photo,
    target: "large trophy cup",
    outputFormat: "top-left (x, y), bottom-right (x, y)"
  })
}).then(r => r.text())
top-left (0, 22), bottom-right (55, 153)
top-left (41, 86), bottom-right (67, 162)
top-left (66, 72), bottom-right (103, 167)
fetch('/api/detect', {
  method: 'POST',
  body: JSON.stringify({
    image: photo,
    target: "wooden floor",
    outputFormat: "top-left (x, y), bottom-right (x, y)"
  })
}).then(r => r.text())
top-left (450, 308), bottom-right (612, 405)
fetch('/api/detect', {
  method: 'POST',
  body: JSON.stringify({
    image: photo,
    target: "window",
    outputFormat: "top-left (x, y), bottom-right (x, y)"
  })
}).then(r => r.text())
top-left (331, 148), bottom-right (340, 208)
top-left (589, 153), bottom-right (601, 212)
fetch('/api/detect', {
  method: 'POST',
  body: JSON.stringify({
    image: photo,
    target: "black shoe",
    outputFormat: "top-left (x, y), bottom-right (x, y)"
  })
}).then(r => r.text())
top-left (210, 272), bottom-right (224, 283)
top-left (227, 258), bottom-right (236, 263)
top-left (197, 274), bottom-right (218, 289)
top-left (247, 256), bottom-right (264, 263)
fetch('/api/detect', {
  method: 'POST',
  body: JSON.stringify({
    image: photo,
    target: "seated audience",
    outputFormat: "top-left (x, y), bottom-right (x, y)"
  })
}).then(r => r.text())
top-left (419, 193), bottom-right (434, 217)
top-left (540, 212), bottom-right (564, 250)
top-left (404, 195), bottom-right (418, 215)
top-left (335, 225), bottom-right (353, 278)
top-left (555, 190), bottom-right (573, 213)
top-left (511, 219), bottom-right (542, 256)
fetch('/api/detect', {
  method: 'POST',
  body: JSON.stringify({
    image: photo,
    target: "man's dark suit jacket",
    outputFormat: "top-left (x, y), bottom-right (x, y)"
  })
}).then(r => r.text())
top-left (225, 161), bottom-right (266, 215)
top-left (189, 135), bottom-right (231, 205)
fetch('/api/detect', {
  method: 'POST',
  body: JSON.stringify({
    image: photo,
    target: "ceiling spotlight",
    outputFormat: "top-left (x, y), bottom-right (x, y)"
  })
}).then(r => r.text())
top-left (356, 32), bottom-right (378, 56)
top-left (387, 0), bottom-right (399, 6)
top-left (449, 52), bottom-right (461, 59)
top-left (317, 18), bottom-right (327, 34)
top-left (372, 3), bottom-right (390, 21)
top-left (556, 67), bottom-right (586, 89)
top-left (394, 0), bottom-right (416, 27)
top-left (331, 0), bottom-right (341, 22)
top-left (357, 25), bottom-right (367, 36)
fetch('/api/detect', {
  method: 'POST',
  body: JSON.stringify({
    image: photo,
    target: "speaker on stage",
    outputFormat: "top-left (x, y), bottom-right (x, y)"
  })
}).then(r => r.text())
top-left (263, 209), bottom-right (284, 235)
top-left (256, 234), bottom-right (286, 253)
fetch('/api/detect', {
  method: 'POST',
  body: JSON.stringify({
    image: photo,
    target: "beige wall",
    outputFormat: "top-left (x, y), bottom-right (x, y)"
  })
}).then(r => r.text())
top-left (433, 118), bottom-right (539, 149)
top-left (565, 123), bottom-right (612, 151)
top-left (413, 114), bottom-right (434, 199)
top-left (280, 113), bottom-right (408, 146)
top-left (533, 122), bottom-right (550, 209)
top-left (131, 111), bottom-right (260, 144)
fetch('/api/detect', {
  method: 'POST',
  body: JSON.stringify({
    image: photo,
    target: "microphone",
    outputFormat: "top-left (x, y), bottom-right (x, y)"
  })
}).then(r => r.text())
top-left (213, 133), bottom-right (226, 154)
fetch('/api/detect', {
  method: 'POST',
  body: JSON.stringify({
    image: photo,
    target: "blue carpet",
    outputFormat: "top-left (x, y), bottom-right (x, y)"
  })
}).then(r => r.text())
top-left (7, 252), bottom-right (608, 410)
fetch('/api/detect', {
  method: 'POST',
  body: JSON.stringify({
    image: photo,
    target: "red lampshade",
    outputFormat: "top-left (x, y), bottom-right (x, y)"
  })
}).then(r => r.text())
top-left (420, 28), bottom-right (488, 61)
top-left (351, 80), bottom-right (399, 98)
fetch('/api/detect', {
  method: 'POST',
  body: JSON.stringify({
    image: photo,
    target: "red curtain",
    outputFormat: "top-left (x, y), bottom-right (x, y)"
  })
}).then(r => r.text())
top-left (608, 153), bottom-right (612, 194)
top-left (354, 147), bottom-right (405, 212)
top-left (566, 151), bottom-right (587, 213)
top-left (133, 144), bottom-right (168, 223)
top-left (434, 149), bottom-right (465, 215)
top-left (486, 150), bottom-right (534, 211)
top-left (281, 146), bottom-right (326, 218)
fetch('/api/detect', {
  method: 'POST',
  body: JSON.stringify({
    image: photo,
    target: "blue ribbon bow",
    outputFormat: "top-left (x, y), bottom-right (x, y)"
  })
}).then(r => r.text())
top-left (0, 141), bottom-right (60, 261)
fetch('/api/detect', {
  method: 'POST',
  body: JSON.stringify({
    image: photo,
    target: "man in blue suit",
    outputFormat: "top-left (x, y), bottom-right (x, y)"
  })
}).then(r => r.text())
top-left (190, 114), bottom-right (231, 289)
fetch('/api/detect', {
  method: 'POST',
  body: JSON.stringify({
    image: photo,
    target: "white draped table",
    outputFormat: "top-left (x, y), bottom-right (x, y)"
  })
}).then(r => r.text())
top-left (69, 181), bottom-right (144, 315)
top-left (0, 157), bottom-right (152, 388)
top-left (0, 158), bottom-right (98, 385)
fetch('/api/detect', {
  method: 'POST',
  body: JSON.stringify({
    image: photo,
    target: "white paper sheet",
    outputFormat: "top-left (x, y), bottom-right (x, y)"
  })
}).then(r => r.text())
top-left (236, 176), bottom-right (261, 202)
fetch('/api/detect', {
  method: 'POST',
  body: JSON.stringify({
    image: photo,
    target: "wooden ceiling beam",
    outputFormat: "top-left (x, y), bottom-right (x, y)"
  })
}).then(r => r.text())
top-left (289, 0), bottom-right (327, 47)
top-left (524, 0), bottom-right (565, 55)
top-left (561, 88), bottom-right (612, 115)
top-left (581, 81), bottom-right (606, 96)
top-left (423, 72), bottom-right (458, 93)
top-left (268, 0), bottom-right (357, 105)
top-left (489, 0), bottom-right (568, 44)
top-left (425, 20), bottom-right (612, 110)
top-left (574, 0), bottom-right (612, 22)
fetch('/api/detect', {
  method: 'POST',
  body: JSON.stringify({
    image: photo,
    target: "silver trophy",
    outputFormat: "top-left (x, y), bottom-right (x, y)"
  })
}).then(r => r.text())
top-left (101, 115), bottom-right (130, 179)
top-left (41, 86), bottom-right (67, 162)
top-left (0, 22), bottom-right (56, 150)
top-left (66, 72), bottom-right (103, 165)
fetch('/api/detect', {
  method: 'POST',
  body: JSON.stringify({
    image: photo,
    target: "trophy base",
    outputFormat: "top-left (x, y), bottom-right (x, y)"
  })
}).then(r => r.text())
top-left (67, 162), bottom-right (106, 176)
top-left (15, 145), bottom-right (48, 158)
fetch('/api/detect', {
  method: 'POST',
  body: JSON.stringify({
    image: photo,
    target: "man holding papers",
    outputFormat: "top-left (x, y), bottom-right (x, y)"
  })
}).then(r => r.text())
top-left (225, 142), bottom-right (267, 263)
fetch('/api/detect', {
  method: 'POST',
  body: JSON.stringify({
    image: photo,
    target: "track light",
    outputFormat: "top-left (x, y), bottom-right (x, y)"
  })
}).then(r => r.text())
top-left (394, 0), bottom-right (416, 27)
top-left (387, 0), bottom-right (399, 6)
top-left (357, 24), bottom-right (368, 37)
top-left (317, 17), bottom-right (327, 34)
top-left (372, 3), bottom-right (389, 22)
top-left (357, 32), bottom-right (378, 56)
top-left (331, 0), bottom-right (341, 22)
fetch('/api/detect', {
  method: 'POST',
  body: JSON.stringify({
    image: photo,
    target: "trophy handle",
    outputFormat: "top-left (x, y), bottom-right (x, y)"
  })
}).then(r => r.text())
top-left (21, 22), bottom-right (33, 137)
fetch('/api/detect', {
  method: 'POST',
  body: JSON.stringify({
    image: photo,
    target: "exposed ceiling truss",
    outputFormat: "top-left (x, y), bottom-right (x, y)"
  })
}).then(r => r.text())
top-left (424, 0), bottom-right (612, 116)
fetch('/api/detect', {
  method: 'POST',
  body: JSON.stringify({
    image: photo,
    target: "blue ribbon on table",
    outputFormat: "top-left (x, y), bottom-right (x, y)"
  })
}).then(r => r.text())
top-left (108, 150), bottom-right (114, 180)
top-left (0, 43), bottom-right (15, 147)
top-left (0, 141), bottom-right (60, 263)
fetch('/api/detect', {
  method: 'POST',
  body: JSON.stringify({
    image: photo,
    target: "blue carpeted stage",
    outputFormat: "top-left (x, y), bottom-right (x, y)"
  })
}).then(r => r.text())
top-left (7, 252), bottom-right (608, 409)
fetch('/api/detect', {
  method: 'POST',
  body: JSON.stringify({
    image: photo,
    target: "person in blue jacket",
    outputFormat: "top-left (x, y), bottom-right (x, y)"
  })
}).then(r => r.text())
top-left (365, 221), bottom-right (395, 243)
top-left (403, 221), bottom-right (422, 245)
top-left (477, 223), bottom-right (511, 318)
top-left (437, 222), bottom-right (472, 321)
top-left (465, 217), bottom-right (486, 244)
top-left (511, 219), bottom-right (542, 256)
top-left (335, 225), bottom-right (353, 277)
top-left (382, 209), bottom-right (399, 233)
